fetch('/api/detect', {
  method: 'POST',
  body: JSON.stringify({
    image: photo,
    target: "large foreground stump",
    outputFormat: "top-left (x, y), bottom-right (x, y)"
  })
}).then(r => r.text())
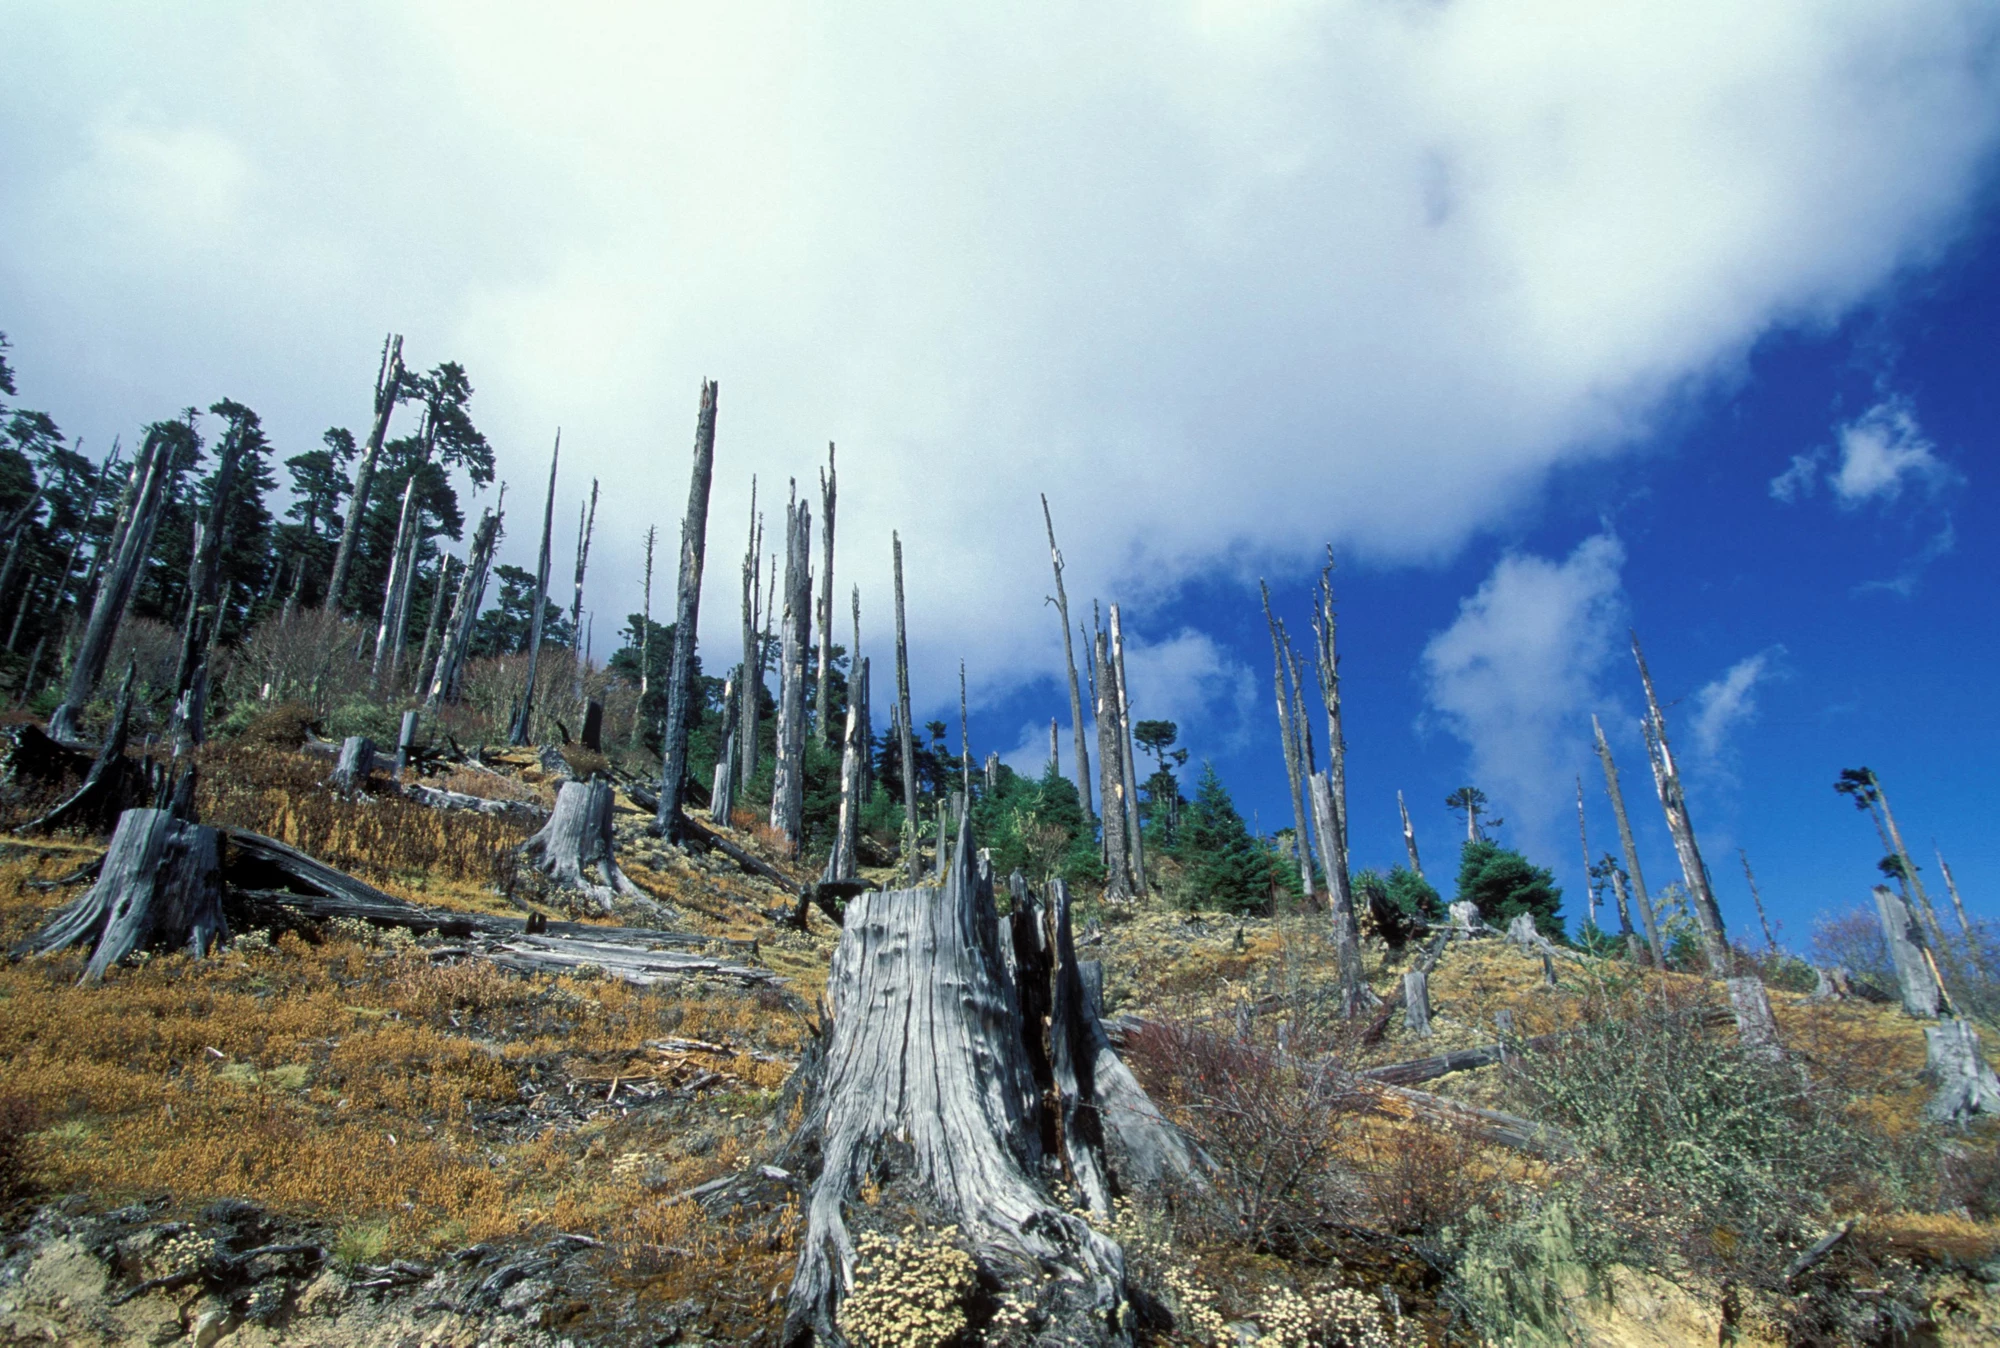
top-left (781, 816), bottom-right (1199, 1346)
top-left (17, 808), bottom-right (225, 982)
top-left (519, 778), bottom-right (640, 912)
top-left (1924, 1018), bottom-right (2000, 1123)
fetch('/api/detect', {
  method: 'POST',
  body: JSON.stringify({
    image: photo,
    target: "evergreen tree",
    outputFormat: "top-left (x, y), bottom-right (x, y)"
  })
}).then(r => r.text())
top-left (1455, 839), bottom-right (1564, 938)
top-left (472, 563), bottom-right (576, 657)
top-left (1175, 762), bottom-right (1275, 914)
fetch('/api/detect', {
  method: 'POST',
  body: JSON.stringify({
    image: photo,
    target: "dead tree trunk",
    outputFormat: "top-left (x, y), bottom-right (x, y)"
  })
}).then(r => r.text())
top-left (1310, 772), bottom-right (1368, 1014)
top-left (893, 532), bottom-right (921, 882)
top-left (329, 737), bottom-right (375, 794)
top-left (1398, 790), bottom-right (1422, 879)
top-left (1041, 495), bottom-right (1095, 823)
top-left (18, 808), bottom-right (226, 983)
top-left (1725, 976), bottom-right (1784, 1061)
top-left (522, 778), bottom-right (640, 913)
top-left (1310, 553), bottom-right (1350, 873)
top-left (852, 589), bottom-right (872, 802)
top-left (770, 490), bottom-right (812, 857)
top-left (824, 692), bottom-right (865, 884)
top-left (737, 482), bottom-right (762, 790)
top-left (1404, 970), bottom-right (1433, 1038)
top-left (1109, 605), bottom-right (1145, 892)
top-left (425, 509), bottom-right (501, 710)
top-left (172, 410), bottom-right (250, 698)
top-left (1576, 776), bottom-right (1597, 931)
top-left (19, 662), bottom-right (148, 835)
top-left (411, 554), bottom-right (456, 701)
top-left (1924, 1018), bottom-right (2000, 1123)
top-left (568, 478), bottom-right (599, 709)
top-left (1093, 627), bottom-right (1132, 900)
top-left (959, 660), bottom-right (971, 799)
top-left (814, 444), bottom-right (837, 748)
top-left (710, 678), bottom-right (738, 826)
top-left (508, 435), bottom-right (562, 745)
top-left (1633, 633), bottom-right (1730, 974)
top-left (325, 334), bottom-right (404, 613)
top-left (1605, 861), bottom-right (1646, 965)
top-left (780, 814), bottom-right (1196, 1346)
top-left (1739, 848), bottom-right (1777, 950)
top-left (1050, 717), bottom-right (1060, 773)
top-left (370, 475), bottom-right (420, 678)
top-left (51, 426), bottom-right (171, 743)
top-left (657, 382), bottom-right (719, 837)
top-left (1593, 713), bottom-right (1663, 966)
top-left (1261, 586), bottom-right (1315, 903)
top-left (632, 524), bottom-right (656, 748)
top-left (394, 711), bottom-right (419, 778)
top-left (1874, 884), bottom-right (1943, 1018)
top-left (1869, 770), bottom-right (1946, 942)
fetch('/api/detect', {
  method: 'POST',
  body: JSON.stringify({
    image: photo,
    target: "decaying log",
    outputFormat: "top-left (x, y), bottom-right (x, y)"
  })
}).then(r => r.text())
top-left (19, 807), bottom-right (226, 982)
top-left (328, 736), bottom-right (376, 794)
top-left (401, 781), bottom-right (546, 821)
top-left (1923, 1018), bottom-right (2000, 1123)
top-left (520, 778), bottom-right (639, 912)
top-left (780, 814), bottom-right (1196, 1345)
top-left (1362, 1081), bottom-right (1574, 1160)
top-left (1724, 976), bottom-right (1784, 1061)
top-left (1874, 883), bottom-right (1942, 1018)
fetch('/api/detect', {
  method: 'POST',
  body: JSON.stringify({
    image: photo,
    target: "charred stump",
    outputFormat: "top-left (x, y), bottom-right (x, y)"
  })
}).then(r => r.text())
top-left (17, 808), bottom-right (226, 983)
top-left (779, 814), bottom-right (1200, 1346)
top-left (520, 777), bottom-right (640, 913)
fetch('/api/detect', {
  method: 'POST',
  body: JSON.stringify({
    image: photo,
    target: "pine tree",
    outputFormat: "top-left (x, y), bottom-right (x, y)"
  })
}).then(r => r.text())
top-left (1455, 840), bottom-right (1564, 938)
top-left (1176, 763), bottom-right (1275, 915)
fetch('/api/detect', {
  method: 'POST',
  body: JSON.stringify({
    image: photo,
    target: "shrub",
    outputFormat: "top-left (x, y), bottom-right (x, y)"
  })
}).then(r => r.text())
top-left (836, 1225), bottom-right (978, 1348)
top-left (236, 700), bottom-right (319, 748)
top-left (0, 1093), bottom-right (40, 1205)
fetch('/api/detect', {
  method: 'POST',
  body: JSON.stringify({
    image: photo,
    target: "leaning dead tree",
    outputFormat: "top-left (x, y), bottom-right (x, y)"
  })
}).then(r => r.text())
top-left (1261, 584), bottom-right (1316, 905)
top-left (770, 488), bottom-right (812, 857)
top-left (325, 333), bottom-right (405, 613)
top-left (1874, 883), bottom-right (1944, 1018)
top-left (369, 476), bottom-right (420, 677)
top-left (1109, 604), bottom-right (1145, 892)
top-left (1307, 557), bottom-right (1367, 1012)
top-left (19, 664), bottom-right (151, 835)
top-left (1042, 494), bottom-right (1095, 823)
top-left (425, 508), bottom-right (502, 709)
top-left (507, 434), bottom-right (561, 744)
top-left (520, 777), bottom-right (642, 913)
top-left (656, 381), bottom-right (719, 838)
top-left (1592, 713), bottom-right (1663, 965)
top-left (50, 421), bottom-right (173, 743)
top-left (1398, 790), bottom-right (1422, 879)
top-left (780, 814), bottom-right (1203, 1345)
top-left (892, 532), bottom-right (921, 881)
top-left (171, 402), bottom-right (252, 700)
top-left (1632, 632), bottom-right (1730, 972)
top-left (814, 444), bottom-right (837, 747)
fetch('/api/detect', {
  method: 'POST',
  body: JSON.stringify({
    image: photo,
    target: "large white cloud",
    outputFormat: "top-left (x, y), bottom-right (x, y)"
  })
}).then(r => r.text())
top-left (2, 2), bottom-right (1996, 713)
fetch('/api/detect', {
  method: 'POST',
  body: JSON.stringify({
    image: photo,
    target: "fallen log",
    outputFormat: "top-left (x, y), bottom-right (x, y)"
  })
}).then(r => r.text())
top-left (402, 781), bottom-right (547, 821)
top-left (1362, 1081), bottom-right (1573, 1160)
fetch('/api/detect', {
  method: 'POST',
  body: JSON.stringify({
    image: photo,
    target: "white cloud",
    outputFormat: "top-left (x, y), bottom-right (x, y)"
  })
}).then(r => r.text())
top-left (1, 3), bottom-right (1996, 716)
top-left (1769, 452), bottom-right (1822, 503)
top-left (1831, 399), bottom-right (1951, 504)
top-left (1420, 533), bottom-right (1627, 858)
top-left (1688, 647), bottom-right (1784, 763)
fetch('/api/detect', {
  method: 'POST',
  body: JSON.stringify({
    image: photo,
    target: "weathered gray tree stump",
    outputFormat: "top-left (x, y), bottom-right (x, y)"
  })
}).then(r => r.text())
top-left (1404, 970), bottom-right (1433, 1039)
top-left (1873, 884), bottom-right (1942, 1018)
top-left (18, 808), bottom-right (225, 982)
top-left (1923, 1018), bottom-right (2000, 1123)
top-left (1725, 976), bottom-right (1784, 1061)
top-left (1450, 900), bottom-right (1486, 934)
top-left (329, 736), bottom-right (375, 794)
top-left (519, 778), bottom-right (639, 913)
top-left (780, 817), bottom-right (1200, 1346)
top-left (394, 712), bottom-right (419, 777)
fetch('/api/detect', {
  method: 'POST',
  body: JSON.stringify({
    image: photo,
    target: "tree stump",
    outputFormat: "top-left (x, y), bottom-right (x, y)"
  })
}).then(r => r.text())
top-left (394, 712), bottom-right (419, 778)
top-left (1873, 884), bottom-right (1942, 1018)
top-left (329, 737), bottom-right (376, 794)
top-left (18, 808), bottom-right (225, 982)
top-left (1449, 900), bottom-right (1485, 935)
top-left (519, 778), bottom-right (640, 913)
top-left (1404, 970), bottom-right (1433, 1039)
top-left (779, 816), bottom-right (1199, 1346)
top-left (1924, 1018), bottom-right (2000, 1123)
top-left (1725, 976), bottom-right (1784, 1061)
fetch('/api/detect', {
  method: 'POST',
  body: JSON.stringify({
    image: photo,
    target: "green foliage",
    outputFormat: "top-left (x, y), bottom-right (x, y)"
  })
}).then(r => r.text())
top-left (1455, 840), bottom-right (1563, 938)
top-left (968, 761), bottom-right (1101, 887)
top-left (1173, 763), bottom-right (1275, 914)
top-left (1383, 866), bottom-right (1443, 923)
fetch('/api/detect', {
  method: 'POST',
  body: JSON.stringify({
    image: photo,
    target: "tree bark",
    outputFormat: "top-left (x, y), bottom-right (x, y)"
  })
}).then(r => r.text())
top-left (823, 690), bottom-right (864, 884)
top-left (509, 434), bottom-right (562, 745)
top-left (1633, 633), bottom-right (1730, 974)
top-left (1260, 585), bottom-right (1315, 903)
top-left (892, 532), bottom-right (921, 882)
top-left (657, 382), bottom-right (719, 836)
top-left (779, 813), bottom-right (1193, 1346)
top-left (814, 445), bottom-right (837, 748)
top-left (710, 678), bottom-right (738, 825)
top-left (1108, 605), bottom-right (1145, 892)
top-left (1041, 495), bottom-right (1095, 823)
top-left (1874, 883), bottom-right (1942, 1018)
top-left (19, 808), bottom-right (226, 983)
top-left (325, 333), bottom-right (404, 613)
top-left (1094, 628), bottom-right (1132, 900)
top-left (737, 482), bottom-right (762, 790)
top-left (1592, 713), bottom-right (1662, 966)
top-left (770, 490), bottom-right (811, 858)
top-left (1309, 772), bottom-right (1368, 1013)
top-left (522, 777), bottom-right (640, 913)
top-left (51, 428), bottom-right (171, 743)
top-left (425, 509), bottom-right (501, 710)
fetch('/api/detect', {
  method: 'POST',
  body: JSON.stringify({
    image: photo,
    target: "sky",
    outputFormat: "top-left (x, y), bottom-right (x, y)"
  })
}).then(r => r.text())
top-left (3, 2), bottom-right (1997, 945)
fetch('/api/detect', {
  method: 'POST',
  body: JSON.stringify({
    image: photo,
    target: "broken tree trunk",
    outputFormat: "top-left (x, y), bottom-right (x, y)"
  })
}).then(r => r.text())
top-left (892, 531), bottom-right (921, 882)
top-left (411, 554), bottom-right (455, 700)
top-left (781, 813), bottom-right (1190, 1346)
top-left (737, 481), bottom-right (762, 791)
top-left (852, 590), bottom-right (872, 802)
top-left (1724, 976), bottom-right (1784, 1061)
top-left (325, 334), bottom-right (404, 613)
top-left (1592, 714), bottom-right (1663, 966)
top-left (710, 677), bottom-right (738, 826)
top-left (1109, 604), bottom-right (1145, 893)
top-left (370, 475), bottom-right (420, 677)
top-left (1262, 586), bottom-right (1315, 905)
top-left (329, 737), bottom-right (376, 794)
top-left (657, 383), bottom-right (719, 837)
top-left (172, 410), bottom-right (250, 699)
top-left (508, 434), bottom-right (562, 745)
top-left (1874, 884), bottom-right (1943, 1018)
top-left (394, 711), bottom-right (419, 778)
top-left (50, 424), bottom-right (171, 743)
top-left (426, 510), bottom-right (501, 710)
top-left (1309, 772), bottom-right (1368, 1014)
top-left (1633, 633), bottom-right (1730, 973)
top-left (632, 524), bottom-right (656, 748)
top-left (1310, 553), bottom-right (1351, 878)
top-left (770, 489), bottom-right (811, 857)
top-left (18, 807), bottom-right (226, 983)
top-left (567, 479), bottom-right (599, 708)
top-left (814, 444), bottom-right (836, 748)
top-left (1605, 862), bottom-right (1647, 966)
top-left (1094, 627), bottom-right (1132, 900)
top-left (824, 691), bottom-right (865, 885)
top-left (18, 663), bottom-right (149, 835)
top-left (1868, 770), bottom-right (1946, 943)
top-left (1404, 970), bottom-right (1433, 1039)
top-left (1739, 848), bottom-right (1778, 950)
top-left (1398, 789), bottom-right (1422, 880)
top-left (521, 777), bottom-right (641, 913)
top-left (1041, 494), bottom-right (1095, 823)
top-left (1923, 1018), bottom-right (2000, 1123)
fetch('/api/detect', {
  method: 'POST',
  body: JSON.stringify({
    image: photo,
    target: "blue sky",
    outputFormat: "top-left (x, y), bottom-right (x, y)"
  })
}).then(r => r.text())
top-left (3, 3), bottom-right (1997, 945)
